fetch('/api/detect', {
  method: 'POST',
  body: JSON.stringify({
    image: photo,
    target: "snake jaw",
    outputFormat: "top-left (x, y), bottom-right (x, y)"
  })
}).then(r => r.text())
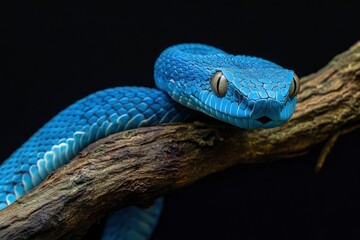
top-left (188, 89), bottom-right (295, 129)
top-left (160, 74), bottom-right (297, 129)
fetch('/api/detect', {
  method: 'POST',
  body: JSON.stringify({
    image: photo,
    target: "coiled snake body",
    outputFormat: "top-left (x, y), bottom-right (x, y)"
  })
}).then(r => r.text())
top-left (0, 44), bottom-right (299, 239)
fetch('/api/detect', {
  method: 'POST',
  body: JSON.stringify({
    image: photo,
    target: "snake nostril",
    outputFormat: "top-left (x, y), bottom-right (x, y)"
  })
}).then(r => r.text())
top-left (256, 116), bottom-right (272, 124)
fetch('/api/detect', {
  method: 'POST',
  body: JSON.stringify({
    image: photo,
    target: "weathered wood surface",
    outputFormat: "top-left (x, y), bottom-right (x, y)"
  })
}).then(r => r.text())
top-left (0, 42), bottom-right (359, 240)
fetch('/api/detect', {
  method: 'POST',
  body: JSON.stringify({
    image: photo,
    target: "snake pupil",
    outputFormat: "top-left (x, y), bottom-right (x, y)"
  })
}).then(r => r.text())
top-left (292, 79), bottom-right (297, 95)
top-left (216, 75), bottom-right (222, 93)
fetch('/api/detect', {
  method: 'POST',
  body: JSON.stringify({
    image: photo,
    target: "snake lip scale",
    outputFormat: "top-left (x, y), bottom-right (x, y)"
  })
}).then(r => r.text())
top-left (0, 43), bottom-right (298, 240)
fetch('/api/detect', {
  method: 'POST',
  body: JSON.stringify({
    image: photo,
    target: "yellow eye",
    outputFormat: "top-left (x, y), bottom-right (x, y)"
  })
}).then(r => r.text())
top-left (211, 71), bottom-right (228, 97)
top-left (289, 73), bottom-right (300, 98)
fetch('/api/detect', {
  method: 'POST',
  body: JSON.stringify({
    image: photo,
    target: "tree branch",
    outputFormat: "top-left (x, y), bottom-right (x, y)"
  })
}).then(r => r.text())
top-left (1, 42), bottom-right (359, 240)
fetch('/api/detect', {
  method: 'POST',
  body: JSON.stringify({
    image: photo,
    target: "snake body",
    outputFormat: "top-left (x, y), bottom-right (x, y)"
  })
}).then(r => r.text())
top-left (0, 44), bottom-right (298, 239)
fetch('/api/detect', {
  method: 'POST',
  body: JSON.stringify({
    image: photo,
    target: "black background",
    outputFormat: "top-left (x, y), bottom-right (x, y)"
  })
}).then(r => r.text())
top-left (1, 2), bottom-right (360, 240)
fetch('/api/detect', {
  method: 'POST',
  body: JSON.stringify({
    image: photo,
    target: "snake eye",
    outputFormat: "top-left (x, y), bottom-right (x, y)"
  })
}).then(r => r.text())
top-left (211, 71), bottom-right (228, 97)
top-left (289, 73), bottom-right (300, 98)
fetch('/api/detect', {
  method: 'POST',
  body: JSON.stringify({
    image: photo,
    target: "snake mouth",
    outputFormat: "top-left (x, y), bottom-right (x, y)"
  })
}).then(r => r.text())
top-left (188, 91), bottom-right (297, 129)
top-left (188, 94), bottom-right (289, 128)
top-left (255, 116), bottom-right (272, 124)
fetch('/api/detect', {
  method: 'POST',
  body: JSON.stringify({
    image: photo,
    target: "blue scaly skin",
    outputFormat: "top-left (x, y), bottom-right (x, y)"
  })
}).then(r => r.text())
top-left (155, 44), bottom-right (298, 128)
top-left (0, 43), bottom-right (299, 240)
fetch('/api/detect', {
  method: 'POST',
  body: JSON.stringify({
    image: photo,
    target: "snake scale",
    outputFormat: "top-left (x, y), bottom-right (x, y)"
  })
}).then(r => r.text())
top-left (0, 44), bottom-right (299, 239)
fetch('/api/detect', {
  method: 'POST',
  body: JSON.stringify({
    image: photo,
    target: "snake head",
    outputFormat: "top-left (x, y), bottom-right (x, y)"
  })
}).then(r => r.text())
top-left (205, 67), bottom-right (298, 128)
top-left (154, 43), bottom-right (299, 129)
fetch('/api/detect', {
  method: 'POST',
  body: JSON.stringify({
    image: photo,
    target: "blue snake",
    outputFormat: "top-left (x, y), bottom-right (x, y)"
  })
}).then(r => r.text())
top-left (0, 44), bottom-right (299, 239)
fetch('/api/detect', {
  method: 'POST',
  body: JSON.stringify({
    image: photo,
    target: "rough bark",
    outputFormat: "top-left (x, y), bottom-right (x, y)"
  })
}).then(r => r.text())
top-left (0, 42), bottom-right (359, 240)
